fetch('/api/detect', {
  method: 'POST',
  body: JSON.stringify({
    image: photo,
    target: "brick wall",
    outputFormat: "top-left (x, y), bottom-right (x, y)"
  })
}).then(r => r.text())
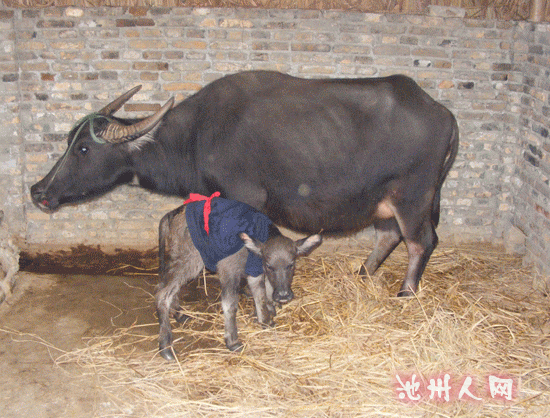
top-left (0, 9), bottom-right (24, 239)
top-left (0, 6), bottom-right (548, 281)
top-left (514, 22), bottom-right (550, 286)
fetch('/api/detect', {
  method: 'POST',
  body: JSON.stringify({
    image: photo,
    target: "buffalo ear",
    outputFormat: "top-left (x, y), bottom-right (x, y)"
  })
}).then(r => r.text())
top-left (295, 234), bottom-right (322, 257)
top-left (240, 233), bottom-right (263, 257)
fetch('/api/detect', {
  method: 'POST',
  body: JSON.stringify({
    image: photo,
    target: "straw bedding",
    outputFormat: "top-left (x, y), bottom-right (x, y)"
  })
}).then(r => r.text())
top-left (54, 241), bottom-right (550, 417)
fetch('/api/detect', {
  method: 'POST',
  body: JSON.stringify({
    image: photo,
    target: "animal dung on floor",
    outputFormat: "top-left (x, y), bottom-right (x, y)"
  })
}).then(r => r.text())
top-left (54, 243), bottom-right (550, 417)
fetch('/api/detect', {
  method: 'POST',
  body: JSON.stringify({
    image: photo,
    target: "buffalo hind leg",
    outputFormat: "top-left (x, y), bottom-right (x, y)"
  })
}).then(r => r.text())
top-left (379, 179), bottom-right (439, 297)
top-left (359, 218), bottom-right (402, 277)
top-left (359, 214), bottom-right (436, 296)
top-left (398, 219), bottom-right (438, 297)
top-left (156, 208), bottom-right (204, 361)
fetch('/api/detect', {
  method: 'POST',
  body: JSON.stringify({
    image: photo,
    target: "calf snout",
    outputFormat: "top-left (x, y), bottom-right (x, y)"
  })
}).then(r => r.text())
top-left (273, 287), bottom-right (294, 303)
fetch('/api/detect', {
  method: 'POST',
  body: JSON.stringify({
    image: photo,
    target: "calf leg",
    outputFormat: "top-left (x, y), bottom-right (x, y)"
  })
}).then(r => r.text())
top-left (156, 207), bottom-right (204, 361)
top-left (263, 279), bottom-right (279, 312)
top-left (217, 248), bottom-right (248, 351)
top-left (221, 278), bottom-right (242, 351)
top-left (359, 218), bottom-right (402, 277)
top-left (247, 274), bottom-right (276, 327)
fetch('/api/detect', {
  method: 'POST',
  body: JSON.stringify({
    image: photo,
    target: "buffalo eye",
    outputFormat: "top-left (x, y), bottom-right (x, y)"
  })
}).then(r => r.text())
top-left (79, 146), bottom-right (89, 155)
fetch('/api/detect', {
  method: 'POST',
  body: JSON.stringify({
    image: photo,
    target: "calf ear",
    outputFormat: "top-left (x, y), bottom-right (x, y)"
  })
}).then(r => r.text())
top-left (240, 233), bottom-right (263, 257)
top-left (295, 234), bottom-right (322, 257)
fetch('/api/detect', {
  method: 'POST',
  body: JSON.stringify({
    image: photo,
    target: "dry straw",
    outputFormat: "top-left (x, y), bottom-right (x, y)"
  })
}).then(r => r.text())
top-left (53, 242), bottom-right (550, 417)
top-left (0, 0), bottom-right (538, 21)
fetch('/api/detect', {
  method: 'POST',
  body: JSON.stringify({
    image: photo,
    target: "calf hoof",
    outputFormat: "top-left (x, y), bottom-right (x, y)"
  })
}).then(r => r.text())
top-left (226, 341), bottom-right (244, 352)
top-left (175, 311), bottom-right (191, 324)
top-left (159, 345), bottom-right (177, 361)
top-left (259, 318), bottom-right (275, 329)
top-left (267, 303), bottom-right (277, 318)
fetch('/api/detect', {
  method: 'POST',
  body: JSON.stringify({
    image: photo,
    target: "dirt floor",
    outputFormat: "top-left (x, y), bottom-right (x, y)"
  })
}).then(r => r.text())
top-left (0, 271), bottom-right (160, 418)
top-left (2, 244), bottom-right (229, 418)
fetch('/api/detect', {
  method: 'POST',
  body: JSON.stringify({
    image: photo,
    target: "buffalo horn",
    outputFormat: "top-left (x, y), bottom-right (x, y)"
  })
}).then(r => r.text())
top-left (100, 97), bottom-right (175, 143)
top-left (98, 85), bottom-right (142, 116)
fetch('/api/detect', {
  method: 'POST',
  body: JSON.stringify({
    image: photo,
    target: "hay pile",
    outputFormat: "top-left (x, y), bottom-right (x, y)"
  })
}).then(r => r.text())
top-left (55, 242), bottom-right (550, 417)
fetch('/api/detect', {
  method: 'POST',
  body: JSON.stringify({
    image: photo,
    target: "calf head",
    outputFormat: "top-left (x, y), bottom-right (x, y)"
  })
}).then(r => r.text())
top-left (240, 233), bottom-right (322, 303)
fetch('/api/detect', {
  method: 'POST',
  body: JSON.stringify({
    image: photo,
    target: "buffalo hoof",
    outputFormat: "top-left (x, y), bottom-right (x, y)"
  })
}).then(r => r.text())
top-left (227, 341), bottom-right (244, 352)
top-left (397, 289), bottom-right (416, 298)
top-left (159, 346), bottom-right (177, 361)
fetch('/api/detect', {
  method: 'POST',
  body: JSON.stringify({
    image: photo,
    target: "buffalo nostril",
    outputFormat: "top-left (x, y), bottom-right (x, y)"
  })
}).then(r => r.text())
top-left (31, 188), bottom-right (44, 201)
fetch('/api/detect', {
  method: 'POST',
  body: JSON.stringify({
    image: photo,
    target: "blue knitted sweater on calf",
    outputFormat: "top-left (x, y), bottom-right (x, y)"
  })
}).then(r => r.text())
top-left (185, 196), bottom-right (272, 277)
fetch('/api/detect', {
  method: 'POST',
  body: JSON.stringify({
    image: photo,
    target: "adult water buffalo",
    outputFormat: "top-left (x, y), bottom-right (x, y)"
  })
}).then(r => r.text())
top-left (31, 70), bottom-right (459, 296)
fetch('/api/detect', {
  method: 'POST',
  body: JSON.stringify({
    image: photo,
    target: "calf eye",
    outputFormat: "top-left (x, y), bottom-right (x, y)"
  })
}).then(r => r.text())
top-left (79, 146), bottom-right (89, 155)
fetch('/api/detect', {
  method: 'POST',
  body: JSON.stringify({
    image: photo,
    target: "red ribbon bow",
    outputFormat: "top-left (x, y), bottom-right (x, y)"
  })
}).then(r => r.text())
top-left (183, 191), bottom-right (221, 236)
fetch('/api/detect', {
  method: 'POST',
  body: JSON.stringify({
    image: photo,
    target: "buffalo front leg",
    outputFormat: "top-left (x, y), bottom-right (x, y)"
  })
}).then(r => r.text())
top-left (359, 218), bottom-right (402, 277)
